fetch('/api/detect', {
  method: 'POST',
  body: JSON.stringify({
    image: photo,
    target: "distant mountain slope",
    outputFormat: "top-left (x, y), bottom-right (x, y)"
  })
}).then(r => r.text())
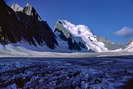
top-left (97, 37), bottom-right (126, 50)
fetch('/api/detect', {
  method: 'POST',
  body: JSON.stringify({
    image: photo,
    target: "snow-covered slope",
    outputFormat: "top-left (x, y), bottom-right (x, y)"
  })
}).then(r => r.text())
top-left (55, 20), bottom-right (108, 52)
top-left (55, 23), bottom-right (89, 52)
top-left (124, 41), bottom-right (133, 52)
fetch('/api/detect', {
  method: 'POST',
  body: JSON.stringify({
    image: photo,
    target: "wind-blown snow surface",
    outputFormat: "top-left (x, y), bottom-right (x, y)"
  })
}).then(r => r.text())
top-left (0, 42), bottom-right (133, 57)
top-left (4, 41), bottom-right (88, 53)
top-left (0, 36), bottom-right (131, 56)
top-left (0, 57), bottom-right (132, 89)
top-left (55, 20), bottom-right (109, 52)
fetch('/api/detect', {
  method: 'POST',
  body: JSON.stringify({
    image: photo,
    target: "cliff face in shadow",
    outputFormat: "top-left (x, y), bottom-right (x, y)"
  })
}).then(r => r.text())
top-left (0, 0), bottom-right (58, 49)
top-left (0, 0), bottom-right (21, 44)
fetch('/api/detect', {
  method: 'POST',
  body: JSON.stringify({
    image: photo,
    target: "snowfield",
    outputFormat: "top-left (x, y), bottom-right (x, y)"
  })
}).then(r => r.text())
top-left (0, 44), bottom-right (133, 58)
top-left (0, 57), bottom-right (132, 89)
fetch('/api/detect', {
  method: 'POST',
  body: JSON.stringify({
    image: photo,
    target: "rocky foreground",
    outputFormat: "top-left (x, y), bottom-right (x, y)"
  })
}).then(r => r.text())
top-left (0, 57), bottom-right (132, 89)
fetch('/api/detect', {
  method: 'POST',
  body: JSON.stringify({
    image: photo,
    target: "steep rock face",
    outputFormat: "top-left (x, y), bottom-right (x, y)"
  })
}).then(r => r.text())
top-left (55, 20), bottom-right (108, 52)
top-left (15, 4), bottom-right (58, 48)
top-left (0, 0), bottom-right (57, 49)
top-left (0, 0), bottom-right (22, 44)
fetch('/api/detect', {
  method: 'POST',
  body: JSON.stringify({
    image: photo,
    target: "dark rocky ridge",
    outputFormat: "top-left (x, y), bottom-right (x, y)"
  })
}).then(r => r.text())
top-left (0, 0), bottom-right (58, 49)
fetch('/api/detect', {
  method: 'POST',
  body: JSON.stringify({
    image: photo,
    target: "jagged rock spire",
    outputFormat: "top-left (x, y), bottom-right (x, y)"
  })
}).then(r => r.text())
top-left (24, 3), bottom-right (32, 15)
top-left (23, 3), bottom-right (41, 21)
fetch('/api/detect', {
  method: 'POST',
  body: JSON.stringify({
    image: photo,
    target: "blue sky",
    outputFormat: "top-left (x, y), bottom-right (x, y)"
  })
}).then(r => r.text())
top-left (7, 0), bottom-right (133, 43)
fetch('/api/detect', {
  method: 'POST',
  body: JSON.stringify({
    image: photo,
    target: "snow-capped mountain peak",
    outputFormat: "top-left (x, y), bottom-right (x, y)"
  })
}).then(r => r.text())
top-left (56, 20), bottom-right (93, 37)
top-left (55, 20), bottom-right (108, 52)
top-left (11, 3), bottom-right (23, 12)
